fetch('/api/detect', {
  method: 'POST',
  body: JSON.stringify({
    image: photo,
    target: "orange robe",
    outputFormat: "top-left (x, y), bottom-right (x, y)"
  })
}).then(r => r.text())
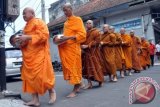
top-left (101, 33), bottom-right (117, 76)
top-left (95, 33), bottom-right (108, 76)
top-left (58, 16), bottom-right (86, 85)
top-left (21, 18), bottom-right (55, 95)
top-left (131, 36), bottom-right (142, 71)
top-left (140, 40), bottom-right (151, 68)
top-left (114, 33), bottom-right (125, 71)
top-left (82, 28), bottom-right (104, 82)
top-left (121, 34), bottom-right (132, 70)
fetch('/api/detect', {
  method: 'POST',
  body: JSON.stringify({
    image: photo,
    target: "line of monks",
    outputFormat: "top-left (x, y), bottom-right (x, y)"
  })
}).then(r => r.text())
top-left (56, 4), bottom-right (152, 98)
top-left (18, 5), bottom-right (152, 105)
top-left (81, 20), bottom-right (151, 89)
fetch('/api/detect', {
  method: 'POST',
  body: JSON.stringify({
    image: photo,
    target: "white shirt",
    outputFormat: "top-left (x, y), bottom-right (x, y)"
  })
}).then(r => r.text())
top-left (156, 44), bottom-right (160, 52)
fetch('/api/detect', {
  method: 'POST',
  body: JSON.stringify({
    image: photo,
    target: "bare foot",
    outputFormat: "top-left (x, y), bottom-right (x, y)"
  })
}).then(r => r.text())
top-left (66, 92), bottom-right (77, 98)
top-left (48, 91), bottom-right (56, 104)
top-left (112, 78), bottom-right (118, 82)
top-left (24, 101), bottom-right (40, 107)
top-left (83, 84), bottom-right (92, 89)
top-left (120, 71), bottom-right (125, 78)
top-left (75, 85), bottom-right (81, 93)
top-left (80, 83), bottom-right (85, 89)
top-left (128, 71), bottom-right (132, 76)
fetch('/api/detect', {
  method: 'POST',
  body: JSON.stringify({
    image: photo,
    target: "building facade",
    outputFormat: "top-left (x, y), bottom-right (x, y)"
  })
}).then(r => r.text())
top-left (48, 0), bottom-right (90, 22)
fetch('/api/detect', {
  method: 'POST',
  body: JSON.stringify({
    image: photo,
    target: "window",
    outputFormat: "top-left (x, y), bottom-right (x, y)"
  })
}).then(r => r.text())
top-left (5, 49), bottom-right (22, 58)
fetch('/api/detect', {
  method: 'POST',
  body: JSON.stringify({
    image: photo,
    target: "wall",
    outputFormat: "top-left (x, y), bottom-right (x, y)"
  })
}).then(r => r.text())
top-left (49, 38), bottom-right (60, 62)
top-left (101, 7), bottom-right (155, 40)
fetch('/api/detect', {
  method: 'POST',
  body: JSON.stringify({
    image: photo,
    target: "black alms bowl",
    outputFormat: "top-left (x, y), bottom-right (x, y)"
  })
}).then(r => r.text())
top-left (9, 35), bottom-right (21, 48)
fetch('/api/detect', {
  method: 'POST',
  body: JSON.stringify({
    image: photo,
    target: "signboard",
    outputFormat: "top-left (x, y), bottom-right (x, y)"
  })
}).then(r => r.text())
top-left (6, 0), bottom-right (20, 22)
top-left (112, 18), bottom-right (142, 31)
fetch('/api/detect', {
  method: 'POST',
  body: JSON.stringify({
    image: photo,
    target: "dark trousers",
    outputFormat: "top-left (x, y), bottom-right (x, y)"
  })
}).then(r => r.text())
top-left (150, 55), bottom-right (154, 66)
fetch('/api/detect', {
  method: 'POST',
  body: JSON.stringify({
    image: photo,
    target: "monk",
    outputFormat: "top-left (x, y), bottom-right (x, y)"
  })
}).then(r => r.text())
top-left (58, 3), bottom-right (86, 98)
top-left (101, 25), bottom-right (117, 82)
top-left (113, 27), bottom-right (125, 78)
top-left (81, 20), bottom-right (104, 89)
top-left (130, 30), bottom-right (142, 73)
top-left (140, 37), bottom-right (151, 70)
top-left (120, 28), bottom-right (133, 76)
top-left (15, 7), bottom-right (56, 106)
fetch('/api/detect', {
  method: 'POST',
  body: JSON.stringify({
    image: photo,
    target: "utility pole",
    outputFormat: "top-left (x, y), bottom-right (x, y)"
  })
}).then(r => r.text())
top-left (0, 0), bottom-right (7, 92)
top-left (41, 0), bottom-right (46, 22)
top-left (0, 0), bottom-right (21, 99)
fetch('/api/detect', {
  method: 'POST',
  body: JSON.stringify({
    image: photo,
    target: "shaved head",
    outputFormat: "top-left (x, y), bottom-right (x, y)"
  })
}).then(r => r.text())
top-left (103, 24), bottom-right (109, 28)
top-left (141, 37), bottom-right (145, 40)
top-left (62, 3), bottom-right (73, 17)
top-left (130, 30), bottom-right (134, 33)
top-left (23, 7), bottom-right (35, 16)
top-left (103, 24), bottom-right (109, 33)
top-left (63, 3), bottom-right (72, 10)
top-left (141, 37), bottom-right (146, 42)
top-left (130, 30), bottom-right (135, 36)
top-left (120, 28), bottom-right (126, 35)
top-left (23, 7), bottom-right (35, 22)
top-left (120, 28), bottom-right (125, 31)
top-left (87, 20), bottom-right (93, 26)
top-left (109, 26), bottom-right (115, 33)
top-left (86, 20), bottom-right (94, 30)
top-left (109, 26), bottom-right (114, 29)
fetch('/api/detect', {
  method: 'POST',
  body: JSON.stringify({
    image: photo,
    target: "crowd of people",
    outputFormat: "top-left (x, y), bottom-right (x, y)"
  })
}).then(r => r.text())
top-left (11, 3), bottom-right (160, 106)
top-left (81, 20), bottom-right (159, 89)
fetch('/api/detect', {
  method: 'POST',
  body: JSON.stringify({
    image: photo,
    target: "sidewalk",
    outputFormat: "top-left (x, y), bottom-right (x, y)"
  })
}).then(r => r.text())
top-left (0, 92), bottom-right (28, 107)
top-left (0, 98), bottom-right (28, 107)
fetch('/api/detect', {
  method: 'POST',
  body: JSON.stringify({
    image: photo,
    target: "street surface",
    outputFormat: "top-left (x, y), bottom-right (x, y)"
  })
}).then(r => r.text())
top-left (3, 63), bottom-right (160, 107)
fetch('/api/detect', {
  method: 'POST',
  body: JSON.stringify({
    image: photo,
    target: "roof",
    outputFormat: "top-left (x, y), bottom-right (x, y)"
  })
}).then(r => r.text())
top-left (48, 0), bottom-right (129, 28)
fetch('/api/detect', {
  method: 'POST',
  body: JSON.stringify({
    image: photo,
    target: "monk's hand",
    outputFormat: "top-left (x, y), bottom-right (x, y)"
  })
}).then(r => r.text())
top-left (15, 35), bottom-right (31, 47)
top-left (81, 45), bottom-right (88, 49)
top-left (16, 35), bottom-right (31, 43)
top-left (100, 42), bottom-right (104, 45)
top-left (122, 41), bottom-right (127, 45)
top-left (60, 36), bottom-right (76, 41)
top-left (69, 36), bottom-right (76, 40)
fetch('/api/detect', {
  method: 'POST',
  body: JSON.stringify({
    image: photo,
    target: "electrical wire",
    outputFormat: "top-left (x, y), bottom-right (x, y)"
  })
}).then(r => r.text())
top-left (35, 1), bottom-right (41, 13)
top-left (20, 0), bottom-right (31, 9)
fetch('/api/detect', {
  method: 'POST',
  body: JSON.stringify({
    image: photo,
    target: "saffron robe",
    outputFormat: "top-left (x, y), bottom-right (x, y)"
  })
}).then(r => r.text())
top-left (21, 18), bottom-right (55, 95)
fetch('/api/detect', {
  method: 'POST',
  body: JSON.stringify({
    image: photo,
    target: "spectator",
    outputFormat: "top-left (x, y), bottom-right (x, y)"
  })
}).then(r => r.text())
top-left (149, 40), bottom-right (156, 66)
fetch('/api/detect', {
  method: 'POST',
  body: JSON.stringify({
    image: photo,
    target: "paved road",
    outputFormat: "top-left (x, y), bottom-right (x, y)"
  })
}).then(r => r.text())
top-left (5, 64), bottom-right (160, 107)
